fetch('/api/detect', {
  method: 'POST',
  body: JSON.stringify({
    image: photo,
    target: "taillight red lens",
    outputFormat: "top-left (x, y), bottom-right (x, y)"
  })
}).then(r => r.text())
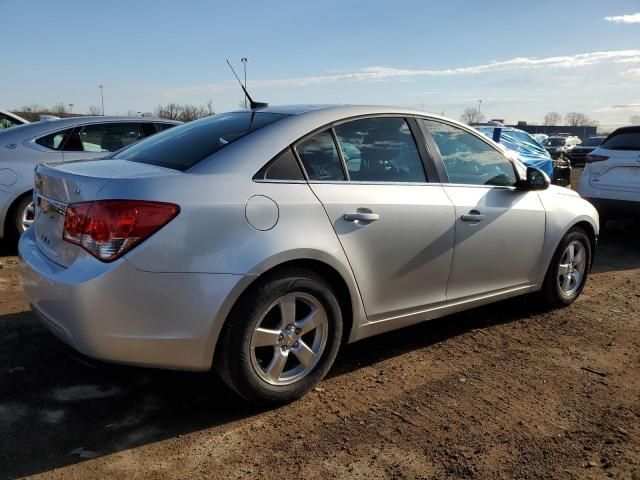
top-left (586, 154), bottom-right (609, 163)
top-left (63, 200), bottom-right (179, 262)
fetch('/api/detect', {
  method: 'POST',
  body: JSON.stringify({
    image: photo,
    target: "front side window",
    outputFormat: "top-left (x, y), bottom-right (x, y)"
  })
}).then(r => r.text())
top-left (334, 117), bottom-right (426, 183)
top-left (78, 123), bottom-right (145, 152)
top-left (421, 119), bottom-right (517, 186)
top-left (295, 130), bottom-right (345, 181)
top-left (0, 113), bottom-right (22, 130)
top-left (35, 128), bottom-right (75, 150)
top-left (115, 112), bottom-right (288, 171)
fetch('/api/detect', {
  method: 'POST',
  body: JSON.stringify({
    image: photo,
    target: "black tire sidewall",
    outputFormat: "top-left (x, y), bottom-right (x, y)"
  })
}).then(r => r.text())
top-left (217, 269), bottom-right (343, 405)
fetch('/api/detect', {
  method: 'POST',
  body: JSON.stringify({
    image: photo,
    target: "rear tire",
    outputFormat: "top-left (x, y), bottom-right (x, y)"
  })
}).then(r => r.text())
top-left (215, 267), bottom-right (343, 406)
top-left (539, 227), bottom-right (591, 308)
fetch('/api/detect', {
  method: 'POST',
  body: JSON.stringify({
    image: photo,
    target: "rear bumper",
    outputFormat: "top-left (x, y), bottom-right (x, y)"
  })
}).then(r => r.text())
top-left (552, 165), bottom-right (571, 187)
top-left (19, 227), bottom-right (245, 371)
top-left (585, 198), bottom-right (640, 218)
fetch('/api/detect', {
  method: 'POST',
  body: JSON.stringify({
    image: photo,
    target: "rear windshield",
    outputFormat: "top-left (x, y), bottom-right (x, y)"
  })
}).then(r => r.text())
top-left (601, 129), bottom-right (640, 151)
top-left (114, 112), bottom-right (288, 170)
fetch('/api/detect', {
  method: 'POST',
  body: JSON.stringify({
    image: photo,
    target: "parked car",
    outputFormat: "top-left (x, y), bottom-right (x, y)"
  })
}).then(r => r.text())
top-left (578, 126), bottom-right (640, 225)
top-left (567, 136), bottom-right (606, 168)
top-left (475, 126), bottom-right (571, 187)
top-left (543, 135), bottom-right (582, 160)
top-left (0, 116), bottom-right (180, 241)
top-left (0, 109), bottom-right (29, 130)
top-left (19, 105), bottom-right (598, 405)
top-left (532, 133), bottom-right (548, 144)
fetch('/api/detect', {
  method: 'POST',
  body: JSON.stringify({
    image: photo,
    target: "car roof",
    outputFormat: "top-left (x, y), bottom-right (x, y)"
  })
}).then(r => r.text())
top-left (0, 116), bottom-right (182, 138)
top-left (230, 104), bottom-right (448, 119)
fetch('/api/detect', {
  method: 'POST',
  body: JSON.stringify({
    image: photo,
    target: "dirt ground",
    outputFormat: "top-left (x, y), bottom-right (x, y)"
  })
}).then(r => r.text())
top-left (1, 175), bottom-right (639, 479)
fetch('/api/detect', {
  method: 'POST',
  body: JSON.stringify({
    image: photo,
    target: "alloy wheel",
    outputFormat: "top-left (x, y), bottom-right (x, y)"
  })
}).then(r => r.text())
top-left (557, 240), bottom-right (587, 297)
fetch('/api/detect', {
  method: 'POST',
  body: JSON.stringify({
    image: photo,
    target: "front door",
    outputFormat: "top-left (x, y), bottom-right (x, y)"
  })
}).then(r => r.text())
top-left (419, 118), bottom-right (546, 300)
top-left (295, 117), bottom-right (455, 320)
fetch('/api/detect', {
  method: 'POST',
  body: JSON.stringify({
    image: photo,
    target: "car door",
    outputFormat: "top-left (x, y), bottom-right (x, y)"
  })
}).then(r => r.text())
top-left (295, 117), bottom-right (455, 320)
top-left (60, 122), bottom-right (147, 161)
top-left (419, 118), bottom-right (546, 300)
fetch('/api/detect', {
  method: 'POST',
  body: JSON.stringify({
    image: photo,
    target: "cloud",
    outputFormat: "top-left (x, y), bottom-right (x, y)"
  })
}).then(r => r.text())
top-left (596, 102), bottom-right (640, 112)
top-left (158, 49), bottom-right (640, 98)
top-left (620, 67), bottom-right (640, 78)
top-left (604, 12), bottom-right (640, 23)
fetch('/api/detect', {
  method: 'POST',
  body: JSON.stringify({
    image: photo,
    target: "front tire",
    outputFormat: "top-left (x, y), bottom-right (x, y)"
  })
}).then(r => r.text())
top-left (216, 268), bottom-right (343, 405)
top-left (540, 227), bottom-right (591, 308)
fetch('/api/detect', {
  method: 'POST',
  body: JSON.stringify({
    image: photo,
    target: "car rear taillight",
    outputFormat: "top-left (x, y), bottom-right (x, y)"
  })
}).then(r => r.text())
top-left (586, 154), bottom-right (609, 163)
top-left (63, 200), bottom-right (179, 262)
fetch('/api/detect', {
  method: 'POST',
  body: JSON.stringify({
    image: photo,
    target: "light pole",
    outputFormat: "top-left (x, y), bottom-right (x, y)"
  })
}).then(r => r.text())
top-left (68, 103), bottom-right (74, 116)
top-left (98, 84), bottom-right (105, 115)
top-left (477, 99), bottom-right (482, 118)
top-left (241, 57), bottom-right (248, 109)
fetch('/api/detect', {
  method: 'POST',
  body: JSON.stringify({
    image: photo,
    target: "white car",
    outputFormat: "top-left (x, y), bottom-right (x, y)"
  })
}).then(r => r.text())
top-left (578, 126), bottom-right (640, 224)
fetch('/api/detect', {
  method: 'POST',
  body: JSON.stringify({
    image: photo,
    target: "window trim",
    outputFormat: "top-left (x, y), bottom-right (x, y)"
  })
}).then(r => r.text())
top-left (416, 116), bottom-right (520, 189)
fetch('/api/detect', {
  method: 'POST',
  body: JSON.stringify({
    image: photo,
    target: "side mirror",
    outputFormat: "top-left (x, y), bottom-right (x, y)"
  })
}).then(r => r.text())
top-left (519, 167), bottom-right (550, 191)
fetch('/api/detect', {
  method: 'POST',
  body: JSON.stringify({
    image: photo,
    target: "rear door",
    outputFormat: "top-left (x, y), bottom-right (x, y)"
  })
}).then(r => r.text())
top-left (589, 129), bottom-right (640, 195)
top-left (419, 118), bottom-right (546, 300)
top-left (296, 116), bottom-right (455, 320)
top-left (60, 122), bottom-right (147, 161)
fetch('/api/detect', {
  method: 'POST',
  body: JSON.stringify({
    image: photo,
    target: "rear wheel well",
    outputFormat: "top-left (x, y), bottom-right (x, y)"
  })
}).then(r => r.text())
top-left (4, 190), bottom-right (32, 239)
top-left (225, 259), bottom-right (354, 347)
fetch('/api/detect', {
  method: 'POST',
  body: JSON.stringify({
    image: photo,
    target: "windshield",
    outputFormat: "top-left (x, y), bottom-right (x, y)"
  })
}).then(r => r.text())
top-left (582, 137), bottom-right (604, 147)
top-left (114, 112), bottom-right (289, 171)
top-left (546, 137), bottom-right (566, 146)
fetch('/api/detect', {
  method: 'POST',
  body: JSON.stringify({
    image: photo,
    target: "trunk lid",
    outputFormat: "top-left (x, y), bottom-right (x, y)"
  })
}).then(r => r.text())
top-left (589, 148), bottom-right (640, 194)
top-left (33, 159), bottom-right (177, 267)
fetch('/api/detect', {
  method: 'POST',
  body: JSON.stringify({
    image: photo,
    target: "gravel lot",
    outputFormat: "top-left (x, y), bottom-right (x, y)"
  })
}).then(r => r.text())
top-left (1, 173), bottom-right (638, 479)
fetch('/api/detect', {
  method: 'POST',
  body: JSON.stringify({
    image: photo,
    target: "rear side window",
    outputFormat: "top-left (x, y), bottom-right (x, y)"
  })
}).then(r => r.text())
top-left (114, 112), bottom-right (288, 171)
top-left (601, 129), bottom-right (640, 151)
top-left (334, 117), bottom-right (426, 182)
top-left (254, 147), bottom-right (304, 181)
top-left (78, 123), bottom-right (145, 152)
top-left (295, 130), bottom-right (346, 181)
top-left (35, 128), bottom-right (75, 150)
top-left (154, 123), bottom-right (176, 132)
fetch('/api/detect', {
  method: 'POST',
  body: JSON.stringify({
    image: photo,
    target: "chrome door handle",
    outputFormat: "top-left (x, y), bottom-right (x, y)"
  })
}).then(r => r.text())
top-left (461, 211), bottom-right (485, 222)
top-left (344, 212), bottom-right (380, 222)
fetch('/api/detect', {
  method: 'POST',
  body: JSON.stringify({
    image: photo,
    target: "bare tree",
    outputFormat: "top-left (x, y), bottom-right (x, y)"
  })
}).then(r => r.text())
top-left (51, 102), bottom-right (68, 117)
top-left (460, 107), bottom-right (485, 124)
top-left (565, 112), bottom-right (597, 127)
top-left (543, 111), bottom-right (562, 126)
top-left (203, 99), bottom-right (215, 116)
top-left (88, 105), bottom-right (102, 115)
top-left (155, 103), bottom-right (183, 120)
top-left (630, 115), bottom-right (640, 125)
top-left (178, 104), bottom-right (202, 122)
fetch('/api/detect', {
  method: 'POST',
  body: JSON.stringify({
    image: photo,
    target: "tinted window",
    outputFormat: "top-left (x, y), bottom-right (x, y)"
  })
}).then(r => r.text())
top-left (254, 147), bottom-right (304, 181)
top-left (35, 128), bottom-right (75, 150)
top-left (601, 129), bottom-right (640, 150)
top-left (79, 123), bottom-right (145, 152)
top-left (422, 119), bottom-right (517, 186)
top-left (154, 123), bottom-right (176, 132)
top-left (334, 117), bottom-right (426, 183)
top-left (114, 112), bottom-right (287, 171)
top-left (582, 137), bottom-right (604, 147)
top-left (0, 113), bottom-right (22, 130)
top-left (295, 130), bottom-right (345, 181)
top-left (547, 137), bottom-right (566, 146)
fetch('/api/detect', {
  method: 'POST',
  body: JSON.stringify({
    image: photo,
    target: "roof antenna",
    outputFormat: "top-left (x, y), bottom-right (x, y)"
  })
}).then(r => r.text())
top-left (226, 59), bottom-right (268, 110)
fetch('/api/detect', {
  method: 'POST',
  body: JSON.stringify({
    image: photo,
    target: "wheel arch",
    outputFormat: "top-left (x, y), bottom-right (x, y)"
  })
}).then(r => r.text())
top-left (204, 251), bottom-right (366, 369)
top-left (1, 188), bottom-right (32, 239)
top-left (569, 219), bottom-right (598, 271)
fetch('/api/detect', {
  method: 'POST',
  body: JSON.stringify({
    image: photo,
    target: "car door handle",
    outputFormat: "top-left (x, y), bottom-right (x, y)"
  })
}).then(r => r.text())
top-left (344, 212), bottom-right (380, 222)
top-left (461, 211), bottom-right (485, 222)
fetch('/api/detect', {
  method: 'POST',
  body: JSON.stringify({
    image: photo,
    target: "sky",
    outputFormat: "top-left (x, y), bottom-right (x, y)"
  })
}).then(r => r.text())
top-left (2, 0), bottom-right (640, 127)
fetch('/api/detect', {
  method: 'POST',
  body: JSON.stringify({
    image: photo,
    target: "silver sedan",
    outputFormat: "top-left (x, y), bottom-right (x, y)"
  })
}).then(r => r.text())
top-left (0, 116), bottom-right (180, 241)
top-left (19, 105), bottom-right (598, 404)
